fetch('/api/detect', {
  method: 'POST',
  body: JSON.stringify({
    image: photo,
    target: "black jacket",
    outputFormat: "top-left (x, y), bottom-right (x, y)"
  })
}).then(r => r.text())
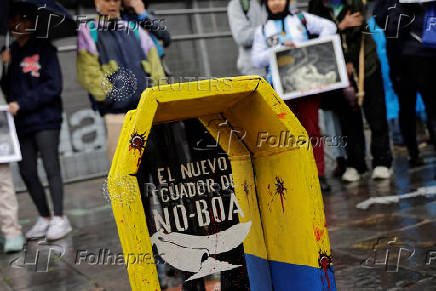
top-left (1, 38), bottom-right (63, 136)
top-left (374, 0), bottom-right (436, 57)
top-left (309, 0), bottom-right (379, 77)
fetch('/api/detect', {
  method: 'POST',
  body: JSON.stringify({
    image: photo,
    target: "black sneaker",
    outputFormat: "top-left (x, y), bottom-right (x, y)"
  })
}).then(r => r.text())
top-left (409, 156), bottom-right (425, 168)
top-left (319, 176), bottom-right (331, 192)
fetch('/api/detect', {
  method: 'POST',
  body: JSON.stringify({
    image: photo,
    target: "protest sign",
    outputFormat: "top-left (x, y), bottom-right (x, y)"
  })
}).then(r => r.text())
top-left (0, 106), bottom-right (21, 163)
top-left (107, 76), bottom-right (335, 290)
top-left (270, 35), bottom-right (348, 100)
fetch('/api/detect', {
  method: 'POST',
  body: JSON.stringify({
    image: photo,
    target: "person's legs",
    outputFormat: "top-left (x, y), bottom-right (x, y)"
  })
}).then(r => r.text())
top-left (362, 68), bottom-right (393, 169)
top-left (323, 110), bottom-right (346, 159)
top-left (414, 56), bottom-right (436, 149)
top-left (105, 113), bottom-right (126, 162)
top-left (32, 129), bottom-right (71, 241)
top-left (34, 130), bottom-right (64, 216)
top-left (0, 164), bottom-right (24, 252)
top-left (0, 164), bottom-right (22, 238)
top-left (286, 96), bottom-right (325, 177)
top-left (18, 134), bottom-right (51, 218)
top-left (397, 57), bottom-right (420, 160)
top-left (335, 103), bottom-right (367, 174)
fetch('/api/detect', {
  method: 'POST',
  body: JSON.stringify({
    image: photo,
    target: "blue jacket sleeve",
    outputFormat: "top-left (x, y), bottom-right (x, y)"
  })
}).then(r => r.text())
top-left (18, 45), bottom-right (62, 112)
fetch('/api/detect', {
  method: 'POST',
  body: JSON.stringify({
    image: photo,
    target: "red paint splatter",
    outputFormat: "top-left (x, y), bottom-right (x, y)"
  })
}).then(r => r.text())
top-left (313, 226), bottom-right (324, 242)
top-left (318, 251), bottom-right (333, 289)
top-left (267, 176), bottom-right (287, 213)
top-left (243, 180), bottom-right (250, 207)
top-left (277, 112), bottom-right (287, 119)
top-left (129, 130), bottom-right (146, 154)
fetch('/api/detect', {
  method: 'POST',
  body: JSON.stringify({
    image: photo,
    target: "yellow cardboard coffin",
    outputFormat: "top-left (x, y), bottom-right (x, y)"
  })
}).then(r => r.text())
top-left (107, 76), bottom-right (335, 290)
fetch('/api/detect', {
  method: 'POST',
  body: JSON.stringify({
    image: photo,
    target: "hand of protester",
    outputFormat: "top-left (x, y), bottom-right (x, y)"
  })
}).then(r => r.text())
top-left (283, 41), bottom-right (296, 48)
top-left (9, 102), bottom-right (20, 116)
top-left (338, 11), bottom-right (364, 30)
top-left (1, 49), bottom-right (11, 65)
top-left (123, 0), bottom-right (146, 15)
top-left (346, 62), bottom-right (354, 77)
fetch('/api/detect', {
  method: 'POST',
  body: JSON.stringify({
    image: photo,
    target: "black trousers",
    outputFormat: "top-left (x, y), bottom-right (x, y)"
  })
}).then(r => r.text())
top-left (333, 68), bottom-right (393, 173)
top-left (18, 129), bottom-right (64, 217)
top-left (395, 55), bottom-right (436, 158)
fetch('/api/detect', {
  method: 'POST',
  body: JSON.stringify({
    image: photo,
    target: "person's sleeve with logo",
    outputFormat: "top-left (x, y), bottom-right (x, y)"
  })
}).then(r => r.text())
top-left (251, 27), bottom-right (271, 68)
top-left (76, 23), bottom-right (110, 102)
top-left (17, 45), bottom-right (62, 112)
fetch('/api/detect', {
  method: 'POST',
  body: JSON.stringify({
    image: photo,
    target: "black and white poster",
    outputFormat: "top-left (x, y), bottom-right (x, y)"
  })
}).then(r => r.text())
top-left (270, 35), bottom-right (348, 100)
top-left (0, 106), bottom-right (21, 163)
top-left (136, 119), bottom-right (250, 290)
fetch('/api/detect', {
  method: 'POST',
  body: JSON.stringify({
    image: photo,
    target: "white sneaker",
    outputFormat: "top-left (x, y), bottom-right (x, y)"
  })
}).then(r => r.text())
top-left (371, 166), bottom-right (392, 180)
top-left (25, 217), bottom-right (50, 239)
top-left (342, 168), bottom-right (360, 182)
top-left (46, 216), bottom-right (72, 241)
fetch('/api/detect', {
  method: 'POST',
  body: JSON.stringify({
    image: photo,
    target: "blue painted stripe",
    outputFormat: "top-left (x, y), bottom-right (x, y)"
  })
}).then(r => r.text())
top-left (244, 254), bottom-right (336, 291)
top-left (244, 254), bottom-right (273, 291)
top-left (269, 260), bottom-right (336, 291)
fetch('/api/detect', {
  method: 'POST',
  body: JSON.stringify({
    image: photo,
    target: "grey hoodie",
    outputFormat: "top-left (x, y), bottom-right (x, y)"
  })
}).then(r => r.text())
top-left (227, 0), bottom-right (268, 77)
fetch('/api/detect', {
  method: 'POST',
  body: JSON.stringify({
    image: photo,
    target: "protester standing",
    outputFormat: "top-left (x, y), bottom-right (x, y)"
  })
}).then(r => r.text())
top-left (251, 0), bottom-right (337, 192)
top-left (374, 0), bottom-right (436, 167)
top-left (228, 0), bottom-right (269, 76)
top-left (0, 48), bottom-right (24, 251)
top-left (309, 0), bottom-right (393, 182)
top-left (1, 7), bottom-right (71, 241)
top-left (77, 0), bottom-right (165, 160)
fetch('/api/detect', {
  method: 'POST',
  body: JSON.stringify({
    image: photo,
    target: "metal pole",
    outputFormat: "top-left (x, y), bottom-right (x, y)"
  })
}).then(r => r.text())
top-left (192, 0), bottom-right (211, 76)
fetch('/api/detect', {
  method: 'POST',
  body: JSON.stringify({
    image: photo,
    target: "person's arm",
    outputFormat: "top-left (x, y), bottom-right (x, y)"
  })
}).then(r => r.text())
top-left (124, 0), bottom-right (171, 48)
top-left (137, 27), bottom-right (166, 86)
top-left (304, 12), bottom-right (337, 37)
top-left (140, 12), bottom-right (171, 48)
top-left (227, 0), bottom-right (258, 48)
top-left (251, 27), bottom-right (270, 69)
top-left (15, 44), bottom-right (62, 112)
top-left (1, 49), bottom-right (12, 102)
top-left (76, 24), bottom-right (115, 102)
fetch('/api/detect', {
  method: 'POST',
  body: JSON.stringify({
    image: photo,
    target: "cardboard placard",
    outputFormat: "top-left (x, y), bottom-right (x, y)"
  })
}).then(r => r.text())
top-left (270, 35), bottom-right (348, 100)
top-left (107, 76), bottom-right (335, 290)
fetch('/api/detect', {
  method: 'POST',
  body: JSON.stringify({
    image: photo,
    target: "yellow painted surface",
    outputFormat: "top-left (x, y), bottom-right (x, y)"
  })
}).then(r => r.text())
top-left (108, 76), bottom-right (331, 290)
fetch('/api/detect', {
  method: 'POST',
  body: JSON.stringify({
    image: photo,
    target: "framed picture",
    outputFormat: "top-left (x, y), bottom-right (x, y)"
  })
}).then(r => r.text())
top-left (0, 106), bottom-right (21, 163)
top-left (270, 34), bottom-right (348, 100)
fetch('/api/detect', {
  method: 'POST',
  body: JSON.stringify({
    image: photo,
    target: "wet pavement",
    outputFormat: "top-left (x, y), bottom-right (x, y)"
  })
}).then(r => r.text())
top-left (0, 147), bottom-right (435, 290)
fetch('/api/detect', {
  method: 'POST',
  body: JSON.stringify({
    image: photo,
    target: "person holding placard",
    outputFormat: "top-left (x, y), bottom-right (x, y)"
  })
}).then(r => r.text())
top-left (251, 0), bottom-right (337, 192)
top-left (0, 47), bottom-right (24, 252)
top-left (374, 0), bottom-right (436, 168)
top-left (309, 0), bottom-right (394, 182)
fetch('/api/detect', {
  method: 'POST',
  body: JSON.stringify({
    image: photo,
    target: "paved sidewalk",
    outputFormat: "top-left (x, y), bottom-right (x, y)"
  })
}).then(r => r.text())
top-left (0, 150), bottom-right (435, 290)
